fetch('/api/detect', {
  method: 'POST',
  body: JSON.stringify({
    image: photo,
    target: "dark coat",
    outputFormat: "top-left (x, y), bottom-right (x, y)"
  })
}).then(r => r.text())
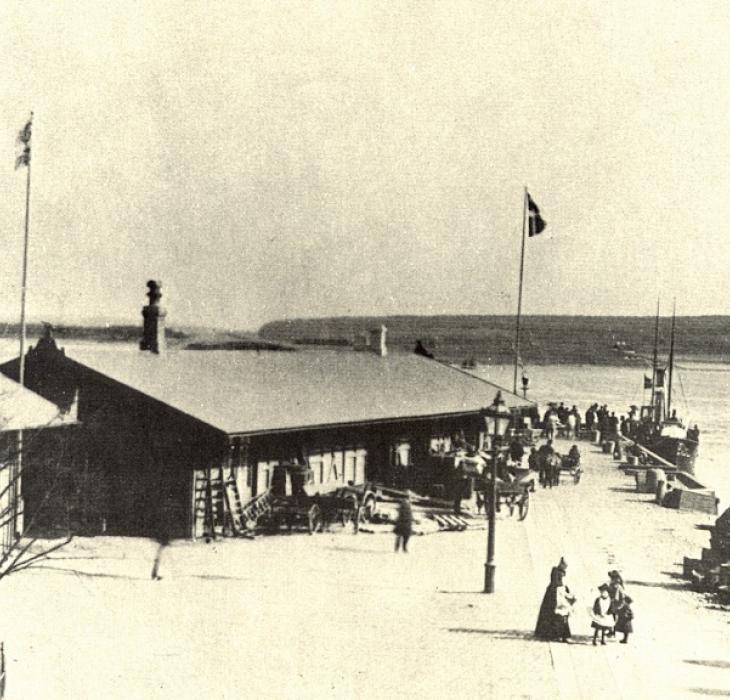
top-left (535, 568), bottom-right (572, 640)
top-left (394, 500), bottom-right (413, 537)
top-left (615, 604), bottom-right (634, 634)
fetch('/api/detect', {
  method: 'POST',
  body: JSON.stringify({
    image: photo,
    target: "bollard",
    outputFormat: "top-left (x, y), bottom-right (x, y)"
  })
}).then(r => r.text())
top-left (613, 442), bottom-right (624, 461)
top-left (656, 479), bottom-right (667, 505)
top-left (592, 430), bottom-right (601, 445)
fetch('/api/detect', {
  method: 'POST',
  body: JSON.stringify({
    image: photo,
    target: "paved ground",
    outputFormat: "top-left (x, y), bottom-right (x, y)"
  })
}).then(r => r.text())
top-left (2, 438), bottom-right (730, 698)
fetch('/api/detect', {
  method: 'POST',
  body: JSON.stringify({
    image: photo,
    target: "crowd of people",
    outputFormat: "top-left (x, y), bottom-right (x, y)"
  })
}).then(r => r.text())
top-left (542, 401), bottom-right (700, 447)
top-left (535, 559), bottom-right (635, 645)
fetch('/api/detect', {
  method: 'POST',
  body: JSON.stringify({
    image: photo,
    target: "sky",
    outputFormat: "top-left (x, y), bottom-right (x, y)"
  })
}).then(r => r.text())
top-left (1, 1), bottom-right (729, 331)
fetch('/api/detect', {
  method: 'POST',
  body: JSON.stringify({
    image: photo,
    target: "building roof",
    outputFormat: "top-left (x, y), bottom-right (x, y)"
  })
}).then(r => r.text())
top-left (61, 347), bottom-right (531, 435)
top-left (0, 373), bottom-right (73, 432)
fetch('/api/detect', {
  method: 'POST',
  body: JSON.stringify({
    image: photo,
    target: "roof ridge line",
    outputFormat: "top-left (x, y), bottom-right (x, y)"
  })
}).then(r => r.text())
top-left (432, 358), bottom-right (537, 405)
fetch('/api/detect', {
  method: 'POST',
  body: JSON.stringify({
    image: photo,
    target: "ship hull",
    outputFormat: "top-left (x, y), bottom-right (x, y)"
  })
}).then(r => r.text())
top-left (641, 435), bottom-right (698, 473)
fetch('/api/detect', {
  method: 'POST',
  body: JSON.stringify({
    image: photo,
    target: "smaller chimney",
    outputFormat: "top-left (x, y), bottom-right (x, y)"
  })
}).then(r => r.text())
top-left (370, 325), bottom-right (387, 357)
top-left (140, 280), bottom-right (167, 354)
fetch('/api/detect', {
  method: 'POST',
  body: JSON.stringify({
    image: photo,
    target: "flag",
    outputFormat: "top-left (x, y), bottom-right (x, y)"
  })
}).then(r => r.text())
top-left (527, 192), bottom-right (546, 236)
top-left (644, 376), bottom-right (652, 389)
top-left (15, 114), bottom-right (32, 170)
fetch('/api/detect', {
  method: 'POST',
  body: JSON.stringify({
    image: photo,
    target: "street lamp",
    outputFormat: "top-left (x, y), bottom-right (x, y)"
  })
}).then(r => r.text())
top-left (483, 390), bottom-right (512, 594)
top-left (521, 372), bottom-right (530, 399)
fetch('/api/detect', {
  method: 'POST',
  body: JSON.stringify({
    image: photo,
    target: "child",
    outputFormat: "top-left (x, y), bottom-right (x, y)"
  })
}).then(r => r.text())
top-left (591, 584), bottom-right (616, 645)
top-left (615, 595), bottom-right (634, 644)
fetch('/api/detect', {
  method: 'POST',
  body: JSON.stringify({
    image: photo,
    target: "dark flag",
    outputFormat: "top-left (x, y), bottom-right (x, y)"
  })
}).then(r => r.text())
top-left (15, 114), bottom-right (32, 170)
top-left (644, 376), bottom-right (653, 389)
top-left (527, 193), bottom-right (546, 236)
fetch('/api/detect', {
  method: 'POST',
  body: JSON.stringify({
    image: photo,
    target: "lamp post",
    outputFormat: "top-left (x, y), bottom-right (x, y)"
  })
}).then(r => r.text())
top-left (484, 391), bottom-right (512, 594)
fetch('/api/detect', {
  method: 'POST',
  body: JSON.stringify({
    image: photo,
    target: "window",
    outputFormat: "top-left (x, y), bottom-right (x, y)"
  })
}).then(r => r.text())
top-left (429, 435), bottom-right (452, 454)
top-left (391, 441), bottom-right (411, 467)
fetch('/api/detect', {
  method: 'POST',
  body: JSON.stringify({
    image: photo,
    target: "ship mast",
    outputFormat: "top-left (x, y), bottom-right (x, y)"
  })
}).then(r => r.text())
top-left (666, 299), bottom-right (676, 419)
top-left (651, 298), bottom-right (659, 417)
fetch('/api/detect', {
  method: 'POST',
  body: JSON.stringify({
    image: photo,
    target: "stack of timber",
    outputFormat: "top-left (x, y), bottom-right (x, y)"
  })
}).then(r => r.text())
top-left (358, 485), bottom-right (487, 535)
top-left (683, 508), bottom-right (730, 596)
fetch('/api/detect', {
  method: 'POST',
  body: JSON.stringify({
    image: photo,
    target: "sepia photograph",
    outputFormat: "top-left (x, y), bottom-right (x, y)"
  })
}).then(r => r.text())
top-left (0, 2), bottom-right (729, 698)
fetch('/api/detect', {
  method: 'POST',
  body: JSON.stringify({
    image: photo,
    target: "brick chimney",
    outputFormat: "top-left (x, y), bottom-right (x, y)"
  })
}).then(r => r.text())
top-left (140, 280), bottom-right (166, 354)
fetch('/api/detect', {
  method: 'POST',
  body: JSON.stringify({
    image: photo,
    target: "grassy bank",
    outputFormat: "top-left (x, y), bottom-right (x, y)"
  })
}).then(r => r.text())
top-left (259, 314), bottom-right (730, 365)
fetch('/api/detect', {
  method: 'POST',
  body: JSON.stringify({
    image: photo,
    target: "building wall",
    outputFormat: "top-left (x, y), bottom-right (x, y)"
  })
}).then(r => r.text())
top-left (3, 349), bottom-right (228, 540)
top-left (3, 344), bottom-right (489, 540)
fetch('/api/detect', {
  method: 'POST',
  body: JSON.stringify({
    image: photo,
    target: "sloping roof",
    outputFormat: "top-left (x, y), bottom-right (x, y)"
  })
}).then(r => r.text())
top-left (60, 347), bottom-right (531, 435)
top-left (0, 373), bottom-right (73, 432)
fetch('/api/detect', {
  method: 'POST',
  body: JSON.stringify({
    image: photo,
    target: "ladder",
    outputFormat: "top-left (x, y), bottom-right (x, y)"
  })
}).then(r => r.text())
top-left (193, 468), bottom-right (226, 539)
top-left (223, 473), bottom-right (246, 534)
top-left (194, 468), bottom-right (272, 539)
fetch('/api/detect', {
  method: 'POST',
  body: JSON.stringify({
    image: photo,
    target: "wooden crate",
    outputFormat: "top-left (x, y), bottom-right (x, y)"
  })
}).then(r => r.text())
top-left (683, 556), bottom-right (702, 579)
top-left (678, 489), bottom-right (718, 516)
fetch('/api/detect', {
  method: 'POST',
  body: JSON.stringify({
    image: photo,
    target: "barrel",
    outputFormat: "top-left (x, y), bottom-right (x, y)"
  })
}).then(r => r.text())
top-left (613, 442), bottom-right (625, 461)
top-left (602, 440), bottom-right (614, 454)
top-left (646, 468), bottom-right (666, 494)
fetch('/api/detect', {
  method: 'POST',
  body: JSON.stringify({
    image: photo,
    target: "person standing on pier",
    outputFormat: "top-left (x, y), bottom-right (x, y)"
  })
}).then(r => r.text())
top-left (614, 595), bottom-right (634, 644)
top-left (607, 570), bottom-right (626, 635)
top-left (394, 493), bottom-right (413, 553)
top-left (591, 584), bottom-right (616, 645)
top-left (585, 405), bottom-right (596, 433)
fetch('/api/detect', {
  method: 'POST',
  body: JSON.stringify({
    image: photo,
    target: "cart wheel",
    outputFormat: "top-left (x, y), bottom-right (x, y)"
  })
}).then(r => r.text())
top-left (308, 504), bottom-right (322, 534)
top-left (518, 492), bottom-right (530, 520)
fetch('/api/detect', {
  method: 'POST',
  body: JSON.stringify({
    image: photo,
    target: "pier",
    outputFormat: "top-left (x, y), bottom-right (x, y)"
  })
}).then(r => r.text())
top-left (2, 434), bottom-right (729, 698)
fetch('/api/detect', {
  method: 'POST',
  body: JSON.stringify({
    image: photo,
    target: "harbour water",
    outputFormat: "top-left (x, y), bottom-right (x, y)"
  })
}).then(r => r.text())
top-left (477, 362), bottom-right (730, 510)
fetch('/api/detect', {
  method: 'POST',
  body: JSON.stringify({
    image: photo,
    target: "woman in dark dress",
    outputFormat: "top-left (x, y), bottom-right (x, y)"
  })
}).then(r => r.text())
top-left (535, 558), bottom-right (574, 640)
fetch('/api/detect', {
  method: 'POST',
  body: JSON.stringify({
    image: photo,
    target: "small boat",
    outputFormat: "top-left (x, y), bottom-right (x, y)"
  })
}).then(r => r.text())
top-left (636, 303), bottom-right (698, 473)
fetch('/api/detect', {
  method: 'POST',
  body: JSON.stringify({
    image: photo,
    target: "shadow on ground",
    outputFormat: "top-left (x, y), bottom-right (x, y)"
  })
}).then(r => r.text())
top-left (445, 628), bottom-right (595, 644)
top-left (685, 660), bottom-right (730, 669)
top-left (688, 689), bottom-right (730, 697)
top-left (625, 578), bottom-right (688, 590)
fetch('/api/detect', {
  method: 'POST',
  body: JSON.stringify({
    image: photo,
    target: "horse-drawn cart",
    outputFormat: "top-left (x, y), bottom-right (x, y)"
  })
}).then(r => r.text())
top-left (256, 463), bottom-right (377, 534)
top-left (476, 478), bottom-right (531, 521)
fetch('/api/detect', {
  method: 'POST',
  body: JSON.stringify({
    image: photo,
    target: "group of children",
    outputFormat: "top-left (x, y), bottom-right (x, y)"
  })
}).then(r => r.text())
top-left (535, 560), bottom-right (635, 646)
top-left (591, 570), bottom-right (634, 645)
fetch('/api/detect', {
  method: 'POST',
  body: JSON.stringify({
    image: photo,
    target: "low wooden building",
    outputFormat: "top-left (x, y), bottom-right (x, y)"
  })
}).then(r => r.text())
top-left (0, 284), bottom-right (534, 540)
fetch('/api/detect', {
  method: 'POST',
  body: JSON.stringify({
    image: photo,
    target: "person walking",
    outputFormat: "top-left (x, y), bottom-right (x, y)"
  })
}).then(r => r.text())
top-left (535, 558), bottom-right (574, 641)
top-left (591, 584), bottom-right (616, 645)
top-left (566, 411), bottom-right (577, 439)
top-left (538, 440), bottom-right (555, 488)
top-left (394, 493), bottom-right (413, 553)
top-left (614, 595), bottom-right (634, 644)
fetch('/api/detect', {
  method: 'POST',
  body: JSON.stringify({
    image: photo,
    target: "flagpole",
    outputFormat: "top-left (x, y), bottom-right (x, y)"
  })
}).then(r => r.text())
top-left (513, 187), bottom-right (528, 395)
top-left (19, 123), bottom-right (32, 388)
top-left (13, 112), bottom-right (33, 549)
